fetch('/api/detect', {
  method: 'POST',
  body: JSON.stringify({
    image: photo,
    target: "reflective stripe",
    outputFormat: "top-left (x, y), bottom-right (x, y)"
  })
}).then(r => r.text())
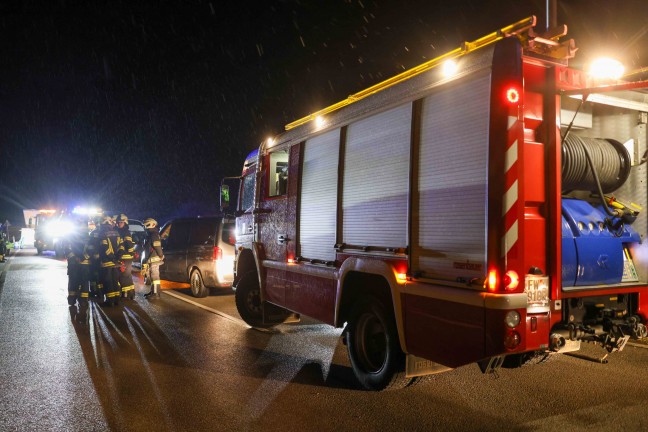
top-left (121, 285), bottom-right (135, 291)
top-left (153, 241), bottom-right (161, 247)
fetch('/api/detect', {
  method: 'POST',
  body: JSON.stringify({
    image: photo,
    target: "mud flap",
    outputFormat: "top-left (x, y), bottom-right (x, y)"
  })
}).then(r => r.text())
top-left (262, 302), bottom-right (300, 325)
top-left (478, 356), bottom-right (505, 377)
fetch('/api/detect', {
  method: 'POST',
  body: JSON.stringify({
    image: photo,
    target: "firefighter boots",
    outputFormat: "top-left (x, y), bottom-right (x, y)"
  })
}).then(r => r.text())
top-left (144, 283), bottom-right (160, 299)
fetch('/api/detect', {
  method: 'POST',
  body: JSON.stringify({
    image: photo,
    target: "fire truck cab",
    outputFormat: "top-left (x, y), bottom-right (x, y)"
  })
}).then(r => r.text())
top-left (221, 16), bottom-right (648, 390)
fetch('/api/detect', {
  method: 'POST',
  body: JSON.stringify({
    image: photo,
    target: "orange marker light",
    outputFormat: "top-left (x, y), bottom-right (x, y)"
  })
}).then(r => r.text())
top-left (396, 273), bottom-right (407, 283)
top-left (487, 270), bottom-right (498, 292)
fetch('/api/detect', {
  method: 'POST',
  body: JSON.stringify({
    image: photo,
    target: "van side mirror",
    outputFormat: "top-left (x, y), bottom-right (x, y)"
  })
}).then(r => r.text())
top-left (220, 184), bottom-right (230, 210)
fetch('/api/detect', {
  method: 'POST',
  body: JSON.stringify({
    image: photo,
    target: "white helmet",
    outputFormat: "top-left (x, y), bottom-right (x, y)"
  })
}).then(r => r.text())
top-left (143, 218), bottom-right (158, 229)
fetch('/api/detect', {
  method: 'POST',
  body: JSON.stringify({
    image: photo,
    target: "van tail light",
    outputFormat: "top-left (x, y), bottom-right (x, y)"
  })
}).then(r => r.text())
top-left (213, 246), bottom-right (223, 261)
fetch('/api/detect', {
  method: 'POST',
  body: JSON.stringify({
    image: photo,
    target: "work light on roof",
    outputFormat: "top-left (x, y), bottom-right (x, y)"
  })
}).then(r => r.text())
top-left (442, 60), bottom-right (458, 78)
top-left (315, 116), bottom-right (326, 129)
top-left (588, 57), bottom-right (624, 81)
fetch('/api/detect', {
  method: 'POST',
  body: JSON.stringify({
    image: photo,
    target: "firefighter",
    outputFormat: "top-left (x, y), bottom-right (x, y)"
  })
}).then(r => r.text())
top-left (98, 216), bottom-right (122, 306)
top-left (115, 213), bottom-right (135, 299)
top-left (143, 218), bottom-right (164, 299)
top-left (65, 223), bottom-right (88, 306)
top-left (87, 218), bottom-right (102, 298)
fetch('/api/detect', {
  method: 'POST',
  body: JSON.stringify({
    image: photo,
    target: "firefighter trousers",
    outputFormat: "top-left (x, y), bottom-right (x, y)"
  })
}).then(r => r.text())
top-left (101, 266), bottom-right (120, 304)
top-left (118, 260), bottom-right (135, 298)
top-left (148, 262), bottom-right (161, 287)
top-left (67, 263), bottom-right (89, 304)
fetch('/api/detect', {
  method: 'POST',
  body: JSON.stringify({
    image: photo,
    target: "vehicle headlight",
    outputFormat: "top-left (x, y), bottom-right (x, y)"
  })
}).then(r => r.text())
top-left (45, 221), bottom-right (74, 237)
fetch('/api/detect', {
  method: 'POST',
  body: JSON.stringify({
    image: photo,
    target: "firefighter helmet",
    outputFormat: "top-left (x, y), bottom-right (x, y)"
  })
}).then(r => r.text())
top-left (101, 215), bottom-right (114, 225)
top-left (143, 218), bottom-right (158, 229)
top-left (117, 214), bottom-right (128, 224)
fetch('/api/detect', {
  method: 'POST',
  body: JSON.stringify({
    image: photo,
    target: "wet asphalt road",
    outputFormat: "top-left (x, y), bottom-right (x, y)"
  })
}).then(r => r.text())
top-left (1, 247), bottom-right (648, 432)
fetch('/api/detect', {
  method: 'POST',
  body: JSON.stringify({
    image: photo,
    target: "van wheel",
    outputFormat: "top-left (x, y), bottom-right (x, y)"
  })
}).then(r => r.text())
top-left (235, 272), bottom-right (274, 329)
top-left (345, 296), bottom-right (412, 391)
top-left (190, 269), bottom-right (209, 298)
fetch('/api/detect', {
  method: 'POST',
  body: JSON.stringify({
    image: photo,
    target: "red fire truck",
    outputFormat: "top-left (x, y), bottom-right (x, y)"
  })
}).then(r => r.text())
top-left (221, 16), bottom-right (648, 390)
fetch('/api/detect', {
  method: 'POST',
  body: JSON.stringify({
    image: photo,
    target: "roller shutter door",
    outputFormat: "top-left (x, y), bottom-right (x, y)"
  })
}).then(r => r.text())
top-left (413, 71), bottom-right (491, 279)
top-left (342, 104), bottom-right (412, 248)
top-left (299, 129), bottom-right (340, 261)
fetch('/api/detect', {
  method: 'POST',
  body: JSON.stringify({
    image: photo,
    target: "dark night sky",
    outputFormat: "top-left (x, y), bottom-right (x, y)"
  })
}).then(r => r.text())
top-left (1, 0), bottom-right (647, 226)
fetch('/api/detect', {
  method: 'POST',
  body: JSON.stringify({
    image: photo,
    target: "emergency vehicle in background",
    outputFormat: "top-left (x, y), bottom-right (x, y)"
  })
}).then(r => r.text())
top-left (221, 15), bottom-right (648, 390)
top-left (32, 207), bottom-right (102, 257)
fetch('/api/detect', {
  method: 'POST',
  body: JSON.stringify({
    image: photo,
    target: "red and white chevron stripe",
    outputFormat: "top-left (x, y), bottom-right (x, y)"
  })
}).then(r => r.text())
top-left (502, 115), bottom-right (520, 262)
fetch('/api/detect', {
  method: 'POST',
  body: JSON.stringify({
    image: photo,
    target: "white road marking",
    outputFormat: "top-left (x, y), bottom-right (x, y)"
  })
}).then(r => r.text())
top-left (162, 290), bottom-right (248, 327)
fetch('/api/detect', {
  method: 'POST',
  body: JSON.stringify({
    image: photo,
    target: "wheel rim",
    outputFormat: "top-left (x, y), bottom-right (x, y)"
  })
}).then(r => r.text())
top-left (354, 311), bottom-right (388, 373)
top-left (245, 288), bottom-right (261, 315)
top-left (191, 272), bottom-right (201, 294)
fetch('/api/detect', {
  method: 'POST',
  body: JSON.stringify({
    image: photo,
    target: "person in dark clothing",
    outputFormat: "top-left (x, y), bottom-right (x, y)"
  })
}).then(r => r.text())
top-left (98, 216), bottom-right (122, 306)
top-left (115, 214), bottom-right (135, 300)
top-left (0, 231), bottom-right (6, 262)
top-left (87, 219), bottom-right (102, 298)
top-left (143, 218), bottom-right (164, 299)
top-left (65, 224), bottom-right (90, 306)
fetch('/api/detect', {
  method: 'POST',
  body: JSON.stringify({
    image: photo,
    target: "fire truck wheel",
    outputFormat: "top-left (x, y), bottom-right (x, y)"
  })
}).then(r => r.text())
top-left (346, 296), bottom-right (411, 391)
top-left (190, 269), bottom-right (208, 298)
top-left (234, 272), bottom-right (274, 329)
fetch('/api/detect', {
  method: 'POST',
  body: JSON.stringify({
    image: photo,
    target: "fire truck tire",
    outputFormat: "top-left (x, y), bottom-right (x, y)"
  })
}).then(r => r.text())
top-left (234, 272), bottom-right (274, 329)
top-left (346, 296), bottom-right (412, 391)
top-left (190, 269), bottom-right (208, 298)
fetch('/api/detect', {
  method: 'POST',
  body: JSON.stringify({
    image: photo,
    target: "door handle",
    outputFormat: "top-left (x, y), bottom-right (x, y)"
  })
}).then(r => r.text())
top-left (277, 234), bottom-right (288, 245)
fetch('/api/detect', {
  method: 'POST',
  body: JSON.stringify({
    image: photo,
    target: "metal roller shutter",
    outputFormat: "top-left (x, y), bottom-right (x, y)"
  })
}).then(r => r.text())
top-left (342, 103), bottom-right (412, 248)
top-left (414, 71), bottom-right (491, 279)
top-left (299, 129), bottom-right (340, 261)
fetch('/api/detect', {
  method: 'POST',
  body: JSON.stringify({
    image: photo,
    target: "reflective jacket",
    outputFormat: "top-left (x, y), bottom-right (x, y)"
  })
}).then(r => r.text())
top-left (98, 224), bottom-right (122, 268)
top-left (145, 228), bottom-right (164, 264)
top-left (66, 230), bottom-right (90, 266)
top-left (116, 224), bottom-right (135, 261)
